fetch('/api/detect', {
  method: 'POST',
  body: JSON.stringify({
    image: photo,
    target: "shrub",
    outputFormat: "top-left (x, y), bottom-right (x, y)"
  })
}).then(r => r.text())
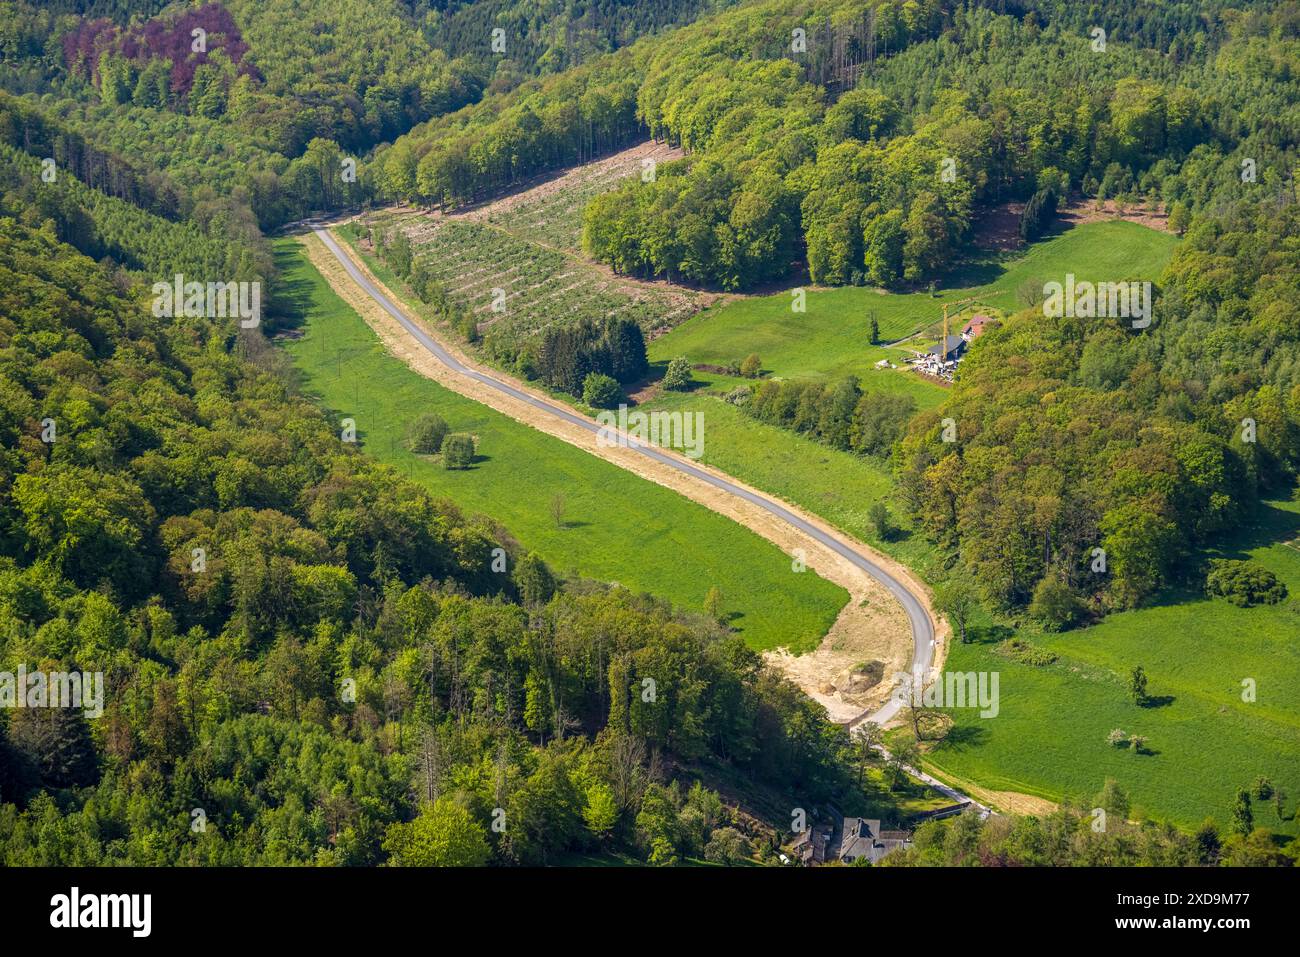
top-left (1107, 728), bottom-right (1129, 748)
top-left (868, 502), bottom-right (893, 541)
top-left (1028, 577), bottom-right (1083, 631)
top-left (995, 638), bottom-right (1059, 667)
top-left (662, 356), bottom-right (692, 392)
top-left (739, 353), bottom-right (762, 378)
top-left (704, 827), bottom-right (751, 864)
top-left (1205, 559), bottom-right (1287, 607)
top-left (442, 433), bottom-right (475, 469)
top-left (406, 412), bottom-right (449, 454)
top-left (582, 372), bottom-right (623, 409)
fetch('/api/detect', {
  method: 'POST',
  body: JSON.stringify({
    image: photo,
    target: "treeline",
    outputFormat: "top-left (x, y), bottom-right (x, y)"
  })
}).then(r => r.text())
top-left (369, 54), bottom-right (644, 211)
top-left (0, 95), bottom-right (275, 316)
top-left (0, 217), bottom-right (869, 865)
top-left (741, 376), bottom-right (917, 457)
top-left (587, 0), bottom-right (1300, 291)
top-left (584, 0), bottom-right (953, 289)
top-left (30, 95), bottom-right (374, 231)
top-left (0, 141), bottom-right (265, 285)
top-left (0, 90), bottom-right (182, 217)
top-left (886, 798), bottom-right (1297, 867)
top-left (584, 0), bottom-right (1271, 290)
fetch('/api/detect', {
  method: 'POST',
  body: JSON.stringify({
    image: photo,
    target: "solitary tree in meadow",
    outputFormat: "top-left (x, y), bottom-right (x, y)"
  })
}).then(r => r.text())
top-left (1129, 665), bottom-right (1148, 705)
top-left (868, 502), bottom-right (893, 541)
top-left (663, 356), bottom-right (692, 391)
top-left (1232, 789), bottom-right (1253, 836)
top-left (442, 433), bottom-right (475, 469)
top-left (704, 585), bottom-right (724, 623)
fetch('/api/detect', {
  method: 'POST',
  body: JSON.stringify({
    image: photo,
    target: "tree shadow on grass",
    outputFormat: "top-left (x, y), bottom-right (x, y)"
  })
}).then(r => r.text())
top-left (268, 245), bottom-right (317, 332)
top-left (1139, 694), bottom-right (1176, 709)
top-left (965, 623), bottom-right (1014, 645)
top-left (1210, 500), bottom-right (1300, 559)
top-left (930, 722), bottom-right (989, 751)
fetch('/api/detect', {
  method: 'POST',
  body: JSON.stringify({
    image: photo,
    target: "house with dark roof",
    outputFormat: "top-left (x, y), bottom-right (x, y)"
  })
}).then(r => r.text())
top-left (835, 818), bottom-right (914, 865)
top-left (927, 335), bottom-right (967, 362)
top-left (791, 824), bottom-right (832, 864)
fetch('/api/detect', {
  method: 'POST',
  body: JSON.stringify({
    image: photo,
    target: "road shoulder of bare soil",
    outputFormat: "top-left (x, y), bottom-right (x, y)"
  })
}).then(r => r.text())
top-left (298, 229), bottom-right (948, 727)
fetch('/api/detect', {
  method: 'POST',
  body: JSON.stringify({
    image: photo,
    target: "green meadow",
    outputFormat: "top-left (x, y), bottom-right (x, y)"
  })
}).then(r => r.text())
top-left (649, 219), bottom-right (1178, 396)
top-left (635, 220), bottom-right (1182, 578)
top-left (893, 498), bottom-right (1300, 833)
top-left (274, 237), bottom-right (847, 654)
top-left (316, 215), bottom-right (1300, 832)
top-left (639, 219), bottom-right (1300, 830)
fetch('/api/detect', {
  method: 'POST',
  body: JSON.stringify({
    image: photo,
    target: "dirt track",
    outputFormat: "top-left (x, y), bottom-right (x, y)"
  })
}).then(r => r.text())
top-left (299, 229), bottom-right (947, 725)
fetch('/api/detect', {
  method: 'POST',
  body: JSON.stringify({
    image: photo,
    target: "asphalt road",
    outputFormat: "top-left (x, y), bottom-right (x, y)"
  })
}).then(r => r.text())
top-left (313, 227), bottom-right (936, 726)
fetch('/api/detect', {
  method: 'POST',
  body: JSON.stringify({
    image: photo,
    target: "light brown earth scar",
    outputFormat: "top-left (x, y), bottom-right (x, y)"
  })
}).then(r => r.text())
top-left (299, 230), bottom-right (948, 725)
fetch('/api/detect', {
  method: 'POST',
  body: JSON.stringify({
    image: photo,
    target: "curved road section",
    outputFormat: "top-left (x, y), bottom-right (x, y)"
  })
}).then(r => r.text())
top-left (312, 226), bottom-right (934, 727)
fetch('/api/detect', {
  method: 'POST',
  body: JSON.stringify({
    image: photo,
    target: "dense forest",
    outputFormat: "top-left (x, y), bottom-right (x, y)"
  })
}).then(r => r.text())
top-left (1, 0), bottom-right (1298, 869)
top-left (0, 0), bottom-right (705, 232)
top-left (366, 0), bottom-right (1295, 291)
top-left (893, 3), bottom-right (1300, 623)
top-left (0, 214), bottom-right (869, 864)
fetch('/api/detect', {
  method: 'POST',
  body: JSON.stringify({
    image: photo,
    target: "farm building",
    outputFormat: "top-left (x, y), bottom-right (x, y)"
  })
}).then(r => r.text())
top-left (962, 314), bottom-right (996, 340)
top-left (928, 335), bottom-right (967, 362)
top-left (791, 824), bottom-right (832, 864)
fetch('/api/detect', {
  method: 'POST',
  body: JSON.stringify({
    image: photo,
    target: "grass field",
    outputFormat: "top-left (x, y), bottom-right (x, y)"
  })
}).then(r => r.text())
top-left (631, 220), bottom-right (1182, 577)
top-left (274, 236), bottom-right (847, 654)
top-left (890, 498), bottom-right (1300, 833)
top-left (319, 202), bottom-right (1300, 833)
top-left (649, 219), bottom-right (1179, 400)
top-left (636, 218), bottom-right (1299, 830)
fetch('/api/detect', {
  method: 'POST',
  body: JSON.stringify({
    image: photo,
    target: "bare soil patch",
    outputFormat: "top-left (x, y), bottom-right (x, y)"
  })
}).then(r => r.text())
top-left (1056, 197), bottom-right (1171, 232)
top-left (455, 140), bottom-right (685, 225)
top-left (973, 197), bottom-right (1172, 252)
top-left (971, 201), bottom-right (1026, 252)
